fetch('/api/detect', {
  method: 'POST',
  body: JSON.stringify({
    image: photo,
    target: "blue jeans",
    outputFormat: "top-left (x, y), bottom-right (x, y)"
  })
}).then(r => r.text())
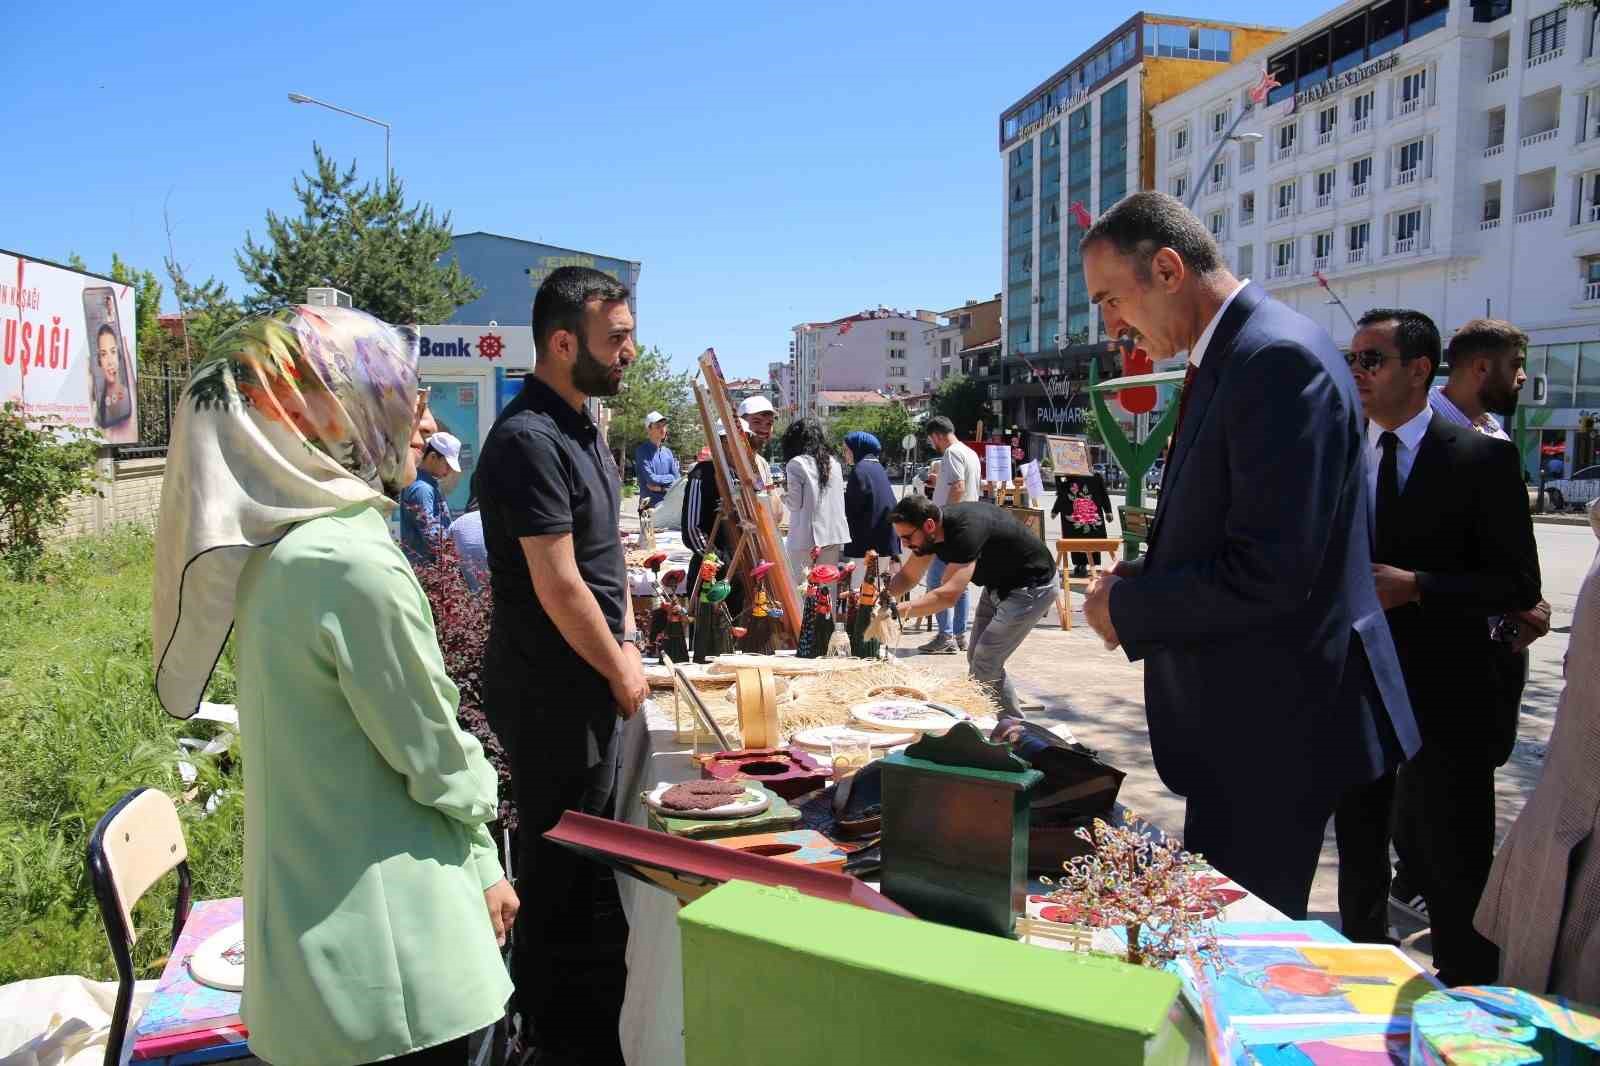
top-left (925, 557), bottom-right (968, 637)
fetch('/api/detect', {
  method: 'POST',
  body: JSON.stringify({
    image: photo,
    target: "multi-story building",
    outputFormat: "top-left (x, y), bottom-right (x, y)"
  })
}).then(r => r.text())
top-left (997, 13), bottom-right (1286, 430)
top-left (1154, 0), bottom-right (1600, 471)
top-left (789, 309), bottom-right (940, 414)
top-left (924, 296), bottom-right (1003, 384)
top-left (768, 360), bottom-right (796, 413)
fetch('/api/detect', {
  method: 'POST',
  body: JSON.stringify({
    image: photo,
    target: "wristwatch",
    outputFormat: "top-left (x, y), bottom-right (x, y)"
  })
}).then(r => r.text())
top-left (619, 633), bottom-right (641, 649)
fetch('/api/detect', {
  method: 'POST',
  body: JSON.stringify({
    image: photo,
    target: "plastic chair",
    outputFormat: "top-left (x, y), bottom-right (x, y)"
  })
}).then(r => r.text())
top-left (86, 787), bottom-right (194, 1066)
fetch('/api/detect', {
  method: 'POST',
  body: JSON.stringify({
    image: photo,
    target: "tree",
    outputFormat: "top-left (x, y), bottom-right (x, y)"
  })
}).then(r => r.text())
top-left (929, 374), bottom-right (989, 437)
top-left (602, 345), bottom-right (704, 476)
top-left (0, 403), bottom-right (100, 580)
top-left (236, 144), bottom-right (480, 325)
top-left (825, 403), bottom-right (918, 466)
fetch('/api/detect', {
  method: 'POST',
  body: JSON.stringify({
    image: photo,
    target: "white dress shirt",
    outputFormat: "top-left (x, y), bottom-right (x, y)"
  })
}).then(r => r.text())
top-left (1186, 278), bottom-right (1250, 368)
top-left (1366, 404), bottom-right (1433, 515)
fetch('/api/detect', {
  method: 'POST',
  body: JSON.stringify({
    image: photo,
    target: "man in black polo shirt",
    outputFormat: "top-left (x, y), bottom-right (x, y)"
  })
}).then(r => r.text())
top-left (884, 495), bottom-right (1060, 719)
top-left (474, 266), bottom-right (646, 1065)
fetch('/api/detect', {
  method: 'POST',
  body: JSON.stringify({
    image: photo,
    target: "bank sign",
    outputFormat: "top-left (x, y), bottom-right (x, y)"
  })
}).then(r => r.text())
top-left (1293, 54), bottom-right (1398, 110)
top-left (416, 324), bottom-right (534, 369)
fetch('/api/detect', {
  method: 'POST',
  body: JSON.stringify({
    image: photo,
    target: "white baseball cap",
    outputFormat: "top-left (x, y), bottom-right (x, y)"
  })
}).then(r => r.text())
top-left (645, 411), bottom-right (667, 428)
top-left (737, 395), bottom-right (775, 417)
top-left (714, 418), bottom-right (751, 436)
top-left (425, 431), bottom-right (463, 473)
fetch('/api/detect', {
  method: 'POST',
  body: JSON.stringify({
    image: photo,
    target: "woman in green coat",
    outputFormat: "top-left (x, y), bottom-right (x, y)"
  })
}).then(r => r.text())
top-left (152, 307), bottom-right (516, 1066)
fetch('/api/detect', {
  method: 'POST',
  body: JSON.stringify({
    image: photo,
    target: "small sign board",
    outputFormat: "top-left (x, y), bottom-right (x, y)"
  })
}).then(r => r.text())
top-left (1119, 505), bottom-right (1154, 543)
top-left (985, 444), bottom-right (1013, 483)
top-left (900, 433), bottom-right (917, 452)
top-left (1045, 435), bottom-right (1092, 476)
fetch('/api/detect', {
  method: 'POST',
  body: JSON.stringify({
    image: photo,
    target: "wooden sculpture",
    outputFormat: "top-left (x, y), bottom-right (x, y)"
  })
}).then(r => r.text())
top-left (692, 551), bottom-right (736, 664)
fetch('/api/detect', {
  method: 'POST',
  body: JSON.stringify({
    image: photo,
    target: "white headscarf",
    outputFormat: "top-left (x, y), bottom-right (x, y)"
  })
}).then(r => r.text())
top-left (152, 305), bottom-right (418, 718)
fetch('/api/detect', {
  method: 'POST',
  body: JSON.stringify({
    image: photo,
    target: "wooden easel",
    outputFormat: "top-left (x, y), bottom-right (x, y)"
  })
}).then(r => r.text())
top-left (689, 383), bottom-right (753, 605)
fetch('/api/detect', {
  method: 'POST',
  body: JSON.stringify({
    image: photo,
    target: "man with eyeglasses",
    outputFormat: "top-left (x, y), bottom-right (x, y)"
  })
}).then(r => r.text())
top-left (1334, 308), bottom-right (1540, 987)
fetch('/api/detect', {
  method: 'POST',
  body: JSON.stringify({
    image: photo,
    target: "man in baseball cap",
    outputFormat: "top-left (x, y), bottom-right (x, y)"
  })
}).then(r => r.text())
top-left (400, 431), bottom-right (462, 564)
top-left (736, 394), bottom-right (783, 524)
top-left (635, 411), bottom-right (679, 509)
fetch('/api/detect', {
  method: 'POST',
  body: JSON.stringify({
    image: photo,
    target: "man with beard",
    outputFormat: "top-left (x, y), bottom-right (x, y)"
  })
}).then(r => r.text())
top-left (1334, 309), bottom-right (1540, 985)
top-left (473, 266), bottom-right (645, 1064)
top-left (738, 393), bottom-right (785, 526)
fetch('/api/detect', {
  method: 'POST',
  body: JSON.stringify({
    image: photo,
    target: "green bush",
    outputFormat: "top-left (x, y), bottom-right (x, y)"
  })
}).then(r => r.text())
top-left (0, 401), bottom-right (102, 581)
top-left (0, 527), bottom-right (245, 983)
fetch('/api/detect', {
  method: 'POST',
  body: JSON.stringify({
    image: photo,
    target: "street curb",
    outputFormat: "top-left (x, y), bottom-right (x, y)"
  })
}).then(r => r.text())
top-left (1533, 514), bottom-right (1591, 527)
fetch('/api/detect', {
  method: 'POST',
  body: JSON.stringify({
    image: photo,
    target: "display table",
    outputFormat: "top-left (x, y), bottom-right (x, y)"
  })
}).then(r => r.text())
top-left (612, 702), bottom-right (1287, 1066)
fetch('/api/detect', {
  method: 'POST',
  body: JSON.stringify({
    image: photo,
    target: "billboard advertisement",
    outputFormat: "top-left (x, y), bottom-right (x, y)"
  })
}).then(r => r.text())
top-left (2, 250), bottom-right (138, 443)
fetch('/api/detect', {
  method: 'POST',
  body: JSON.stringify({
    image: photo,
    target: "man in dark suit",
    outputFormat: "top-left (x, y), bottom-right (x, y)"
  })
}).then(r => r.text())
top-left (1079, 192), bottom-right (1419, 919)
top-left (1335, 309), bottom-right (1540, 985)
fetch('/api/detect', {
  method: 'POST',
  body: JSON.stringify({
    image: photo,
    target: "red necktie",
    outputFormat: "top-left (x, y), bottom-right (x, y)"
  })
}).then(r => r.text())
top-left (1172, 360), bottom-right (1201, 445)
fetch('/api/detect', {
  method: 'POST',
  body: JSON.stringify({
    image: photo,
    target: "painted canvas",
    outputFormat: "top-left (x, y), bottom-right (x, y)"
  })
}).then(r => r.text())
top-left (1191, 942), bottom-right (1442, 1026)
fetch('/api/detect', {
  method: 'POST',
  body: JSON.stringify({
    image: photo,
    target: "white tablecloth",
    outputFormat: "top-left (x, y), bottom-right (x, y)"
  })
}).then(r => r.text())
top-left (609, 703), bottom-right (1287, 1066)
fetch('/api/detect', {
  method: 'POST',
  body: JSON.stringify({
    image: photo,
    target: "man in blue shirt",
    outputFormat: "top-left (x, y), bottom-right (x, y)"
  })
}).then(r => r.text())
top-left (400, 431), bottom-right (461, 564)
top-left (634, 410), bottom-right (679, 509)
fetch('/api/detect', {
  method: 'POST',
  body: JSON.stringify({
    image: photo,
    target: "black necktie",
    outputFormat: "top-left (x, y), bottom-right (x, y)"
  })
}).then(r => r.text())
top-left (1374, 431), bottom-right (1399, 561)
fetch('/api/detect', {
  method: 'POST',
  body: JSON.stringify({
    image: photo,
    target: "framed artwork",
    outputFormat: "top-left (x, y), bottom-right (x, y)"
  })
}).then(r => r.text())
top-left (1046, 435), bottom-right (1093, 476)
top-left (1003, 506), bottom-right (1047, 543)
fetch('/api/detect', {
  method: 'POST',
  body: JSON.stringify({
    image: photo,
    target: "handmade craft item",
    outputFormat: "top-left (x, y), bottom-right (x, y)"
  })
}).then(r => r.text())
top-left (880, 722), bottom-right (1043, 938)
top-left (679, 880), bottom-right (1189, 1066)
top-left (1409, 985), bottom-right (1600, 1066)
top-left (644, 781), bottom-right (770, 820)
top-left (664, 654), bottom-right (735, 751)
top-left (732, 666), bottom-right (781, 749)
top-left (709, 829), bottom-right (849, 873)
top-left (692, 550), bottom-right (736, 664)
top-left (851, 698), bottom-right (970, 734)
top-left (187, 922), bottom-right (246, 992)
top-left (790, 723), bottom-right (916, 752)
top-left (737, 560), bottom-right (784, 655)
top-left (697, 746), bottom-right (831, 800)
top-left (796, 561), bottom-right (840, 659)
top-left (128, 898), bottom-right (246, 1061)
top-left (646, 783), bottom-right (803, 840)
top-left (847, 551), bottom-right (884, 658)
top-left (652, 567), bottom-right (691, 664)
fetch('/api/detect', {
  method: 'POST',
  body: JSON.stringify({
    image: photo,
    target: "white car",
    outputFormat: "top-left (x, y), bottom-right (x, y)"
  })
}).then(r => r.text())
top-left (1543, 465), bottom-right (1600, 511)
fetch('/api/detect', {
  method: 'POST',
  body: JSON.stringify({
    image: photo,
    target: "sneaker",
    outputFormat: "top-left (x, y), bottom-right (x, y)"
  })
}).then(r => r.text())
top-left (955, 634), bottom-right (967, 652)
top-left (918, 634), bottom-right (960, 655)
top-left (1389, 873), bottom-right (1430, 925)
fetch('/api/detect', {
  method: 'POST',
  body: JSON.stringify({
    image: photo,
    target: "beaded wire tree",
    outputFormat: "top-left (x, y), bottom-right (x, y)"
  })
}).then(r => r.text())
top-left (1039, 812), bottom-right (1226, 970)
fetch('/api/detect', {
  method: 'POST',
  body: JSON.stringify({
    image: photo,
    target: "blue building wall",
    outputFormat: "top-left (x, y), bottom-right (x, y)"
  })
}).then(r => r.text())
top-left (443, 232), bottom-right (642, 326)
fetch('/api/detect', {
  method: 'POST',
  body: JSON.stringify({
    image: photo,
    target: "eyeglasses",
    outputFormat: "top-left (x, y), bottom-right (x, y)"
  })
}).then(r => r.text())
top-left (1345, 349), bottom-right (1416, 374)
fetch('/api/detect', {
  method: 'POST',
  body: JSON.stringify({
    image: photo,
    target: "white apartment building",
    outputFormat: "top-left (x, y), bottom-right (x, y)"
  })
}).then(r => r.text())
top-left (768, 360), bottom-right (795, 413)
top-left (1153, 0), bottom-right (1600, 464)
top-left (789, 309), bottom-right (938, 415)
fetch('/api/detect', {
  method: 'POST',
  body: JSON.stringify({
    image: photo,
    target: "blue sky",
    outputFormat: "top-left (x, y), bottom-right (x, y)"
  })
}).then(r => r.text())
top-left (14, 0), bottom-right (1329, 380)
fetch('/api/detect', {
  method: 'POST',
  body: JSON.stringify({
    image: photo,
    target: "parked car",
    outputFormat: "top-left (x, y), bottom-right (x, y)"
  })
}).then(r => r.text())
top-left (1143, 459), bottom-right (1165, 493)
top-left (1543, 465), bottom-right (1600, 511)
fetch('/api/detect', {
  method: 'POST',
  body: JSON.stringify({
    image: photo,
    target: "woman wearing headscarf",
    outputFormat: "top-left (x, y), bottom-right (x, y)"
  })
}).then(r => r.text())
top-left (1474, 497), bottom-right (1600, 1001)
top-left (152, 306), bottom-right (515, 1066)
top-left (841, 431), bottom-right (900, 590)
top-left (780, 417), bottom-right (850, 580)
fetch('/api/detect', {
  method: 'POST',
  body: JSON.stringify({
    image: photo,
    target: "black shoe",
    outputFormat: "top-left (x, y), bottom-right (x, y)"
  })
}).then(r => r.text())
top-left (1389, 873), bottom-right (1429, 924)
top-left (918, 634), bottom-right (960, 655)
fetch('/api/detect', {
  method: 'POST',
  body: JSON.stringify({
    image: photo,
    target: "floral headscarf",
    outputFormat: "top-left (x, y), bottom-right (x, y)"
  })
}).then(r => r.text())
top-left (152, 305), bottom-right (418, 719)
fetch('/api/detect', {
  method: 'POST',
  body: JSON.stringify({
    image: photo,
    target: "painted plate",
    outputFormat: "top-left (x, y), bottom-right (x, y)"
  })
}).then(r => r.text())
top-left (187, 921), bottom-right (246, 992)
top-left (643, 783), bottom-right (771, 820)
top-left (850, 699), bottom-right (970, 733)
top-left (790, 724), bottom-right (916, 751)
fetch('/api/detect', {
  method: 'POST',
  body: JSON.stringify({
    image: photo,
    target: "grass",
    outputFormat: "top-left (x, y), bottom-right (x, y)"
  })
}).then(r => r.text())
top-left (0, 527), bottom-right (245, 984)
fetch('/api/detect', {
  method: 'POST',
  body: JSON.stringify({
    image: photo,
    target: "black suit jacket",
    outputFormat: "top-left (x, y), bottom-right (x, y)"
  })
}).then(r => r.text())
top-left (1375, 416), bottom-right (1541, 764)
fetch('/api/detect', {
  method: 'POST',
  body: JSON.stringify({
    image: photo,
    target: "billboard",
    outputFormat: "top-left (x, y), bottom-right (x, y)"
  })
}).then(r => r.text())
top-left (2, 250), bottom-right (138, 443)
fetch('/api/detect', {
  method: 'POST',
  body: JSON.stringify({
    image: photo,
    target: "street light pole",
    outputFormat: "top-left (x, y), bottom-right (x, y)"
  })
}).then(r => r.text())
top-left (1185, 112), bottom-right (1262, 212)
top-left (287, 92), bottom-right (392, 192)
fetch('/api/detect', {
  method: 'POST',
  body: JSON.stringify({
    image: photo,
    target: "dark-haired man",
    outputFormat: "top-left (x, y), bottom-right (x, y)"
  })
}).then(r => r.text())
top-left (474, 266), bottom-right (642, 1062)
top-left (1334, 309), bottom-right (1541, 985)
top-left (1076, 191), bottom-right (1417, 919)
top-left (884, 495), bottom-right (1059, 719)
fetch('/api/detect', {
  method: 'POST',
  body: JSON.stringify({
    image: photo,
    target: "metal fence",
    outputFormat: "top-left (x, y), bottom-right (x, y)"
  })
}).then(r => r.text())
top-left (117, 371), bottom-right (188, 458)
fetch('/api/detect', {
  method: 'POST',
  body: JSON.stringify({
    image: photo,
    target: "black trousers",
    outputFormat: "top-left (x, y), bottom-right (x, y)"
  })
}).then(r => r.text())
top-left (490, 685), bottom-right (626, 1064)
top-left (1333, 771), bottom-right (1397, 944)
top-left (1392, 747), bottom-right (1500, 986)
top-left (1183, 792), bottom-right (1330, 920)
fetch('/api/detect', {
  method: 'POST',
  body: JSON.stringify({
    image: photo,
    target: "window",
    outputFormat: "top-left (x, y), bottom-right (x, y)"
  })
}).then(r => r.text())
top-left (1528, 8), bottom-right (1567, 61)
top-left (1315, 168), bottom-right (1337, 207)
top-left (1238, 244), bottom-right (1254, 277)
top-left (1274, 179), bottom-right (1297, 219)
top-left (1352, 91), bottom-right (1375, 132)
top-left (1239, 138), bottom-right (1257, 172)
top-left (888, 366), bottom-right (907, 377)
top-left (1350, 155), bottom-right (1373, 195)
top-left (1211, 158), bottom-right (1228, 190)
top-left (1171, 124), bottom-right (1190, 158)
top-left (1581, 92), bottom-right (1600, 143)
top-left (1484, 179), bottom-right (1503, 224)
top-left (959, 313), bottom-right (972, 329)
top-left (1317, 106), bottom-right (1338, 144)
top-left (1393, 207), bottom-right (1424, 252)
top-left (1398, 69), bottom-right (1428, 115)
top-left (1171, 174), bottom-right (1189, 201)
top-left (1396, 138), bottom-right (1425, 182)
top-left (1150, 23), bottom-right (1233, 60)
top-left (1211, 105), bottom-right (1232, 141)
top-left (1576, 171), bottom-right (1600, 225)
top-left (1274, 121), bottom-right (1297, 160)
top-left (889, 330), bottom-right (905, 340)
top-left (1240, 191), bottom-right (1256, 223)
top-left (1314, 231), bottom-right (1335, 267)
top-left (940, 338), bottom-right (953, 358)
top-left (1348, 221), bottom-right (1371, 264)
top-left (1272, 239), bottom-right (1297, 277)
top-left (1208, 208), bottom-right (1228, 238)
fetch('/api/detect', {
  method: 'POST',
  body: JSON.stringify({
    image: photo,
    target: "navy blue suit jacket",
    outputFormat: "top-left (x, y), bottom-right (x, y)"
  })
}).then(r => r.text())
top-left (1109, 282), bottom-right (1419, 810)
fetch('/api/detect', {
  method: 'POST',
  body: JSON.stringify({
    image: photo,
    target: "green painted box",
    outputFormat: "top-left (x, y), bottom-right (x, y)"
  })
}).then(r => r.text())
top-left (679, 880), bottom-right (1189, 1066)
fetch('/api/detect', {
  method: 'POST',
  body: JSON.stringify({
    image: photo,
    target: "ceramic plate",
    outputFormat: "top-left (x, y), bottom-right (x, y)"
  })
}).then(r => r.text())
top-left (187, 921), bottom-right (246, 992)
top-left (790, 724), bottom-right (916, 751)
top-left (643, 783), bottom-right (771, 820)
top-left (850, 699), bottom-right (969, 733)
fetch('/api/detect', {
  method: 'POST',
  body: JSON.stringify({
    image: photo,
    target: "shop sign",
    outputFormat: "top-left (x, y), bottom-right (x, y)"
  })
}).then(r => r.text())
top-left (1293, 54), bottom-right (1398, 110)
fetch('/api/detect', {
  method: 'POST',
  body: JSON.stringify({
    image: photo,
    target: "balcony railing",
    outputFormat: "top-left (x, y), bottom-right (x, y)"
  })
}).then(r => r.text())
top-left (1394, 236), bottom-right (1418, 254)
top-left (1273, 142), bottom-right (1296, 162)
top-left (1171, 142), bottom-right (1190, 159)
top-left (1351, 181), bottom-right (1369, 198)
top-left (1312, 255), bottom-right (1331, 272)
top-left (1487, 66), bottom-right (1509, 82)
top-left (1521, 127), bottom-right (1560, 147)
top-left (1352, 116), bottom-right (1372, 134)
top-left (1240, 158), bottom-right (1256, 174)
top-left (1347, 247), bottom-right (1369, 265)
top-left (1396, 167), bottom-right (1419, 186)
top-left (1586, 280), bottom-right (1600, 301)
top-left (1589, 203), bottom-right (1600, 223)
top-left (1273, 202), bottom-right (1295, 221)
top-left (1398, 96), bottom-right (1422, 116)
top-left (1527, 47), bottom-right (1564, 68)
top-left (1484, 142), bottom-right (1505, 157)
top-left (1240, 211), bottom-right (1256, 226)
top-left (1270, 261), bottom-right (1295, 278)
top-left (1481, 217), bottom-right (1502, 229)
top-left (1516, 206), bottom-right (1555, 223)
top-left (1316, 192), bottom-right (1334, 209)
top-left (1317, 129), bottom-right (1335, 146)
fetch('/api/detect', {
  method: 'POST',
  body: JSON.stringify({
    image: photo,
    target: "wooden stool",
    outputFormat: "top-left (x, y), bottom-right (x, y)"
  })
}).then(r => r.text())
top-left (1053, 538), bottom-right (1123, 629)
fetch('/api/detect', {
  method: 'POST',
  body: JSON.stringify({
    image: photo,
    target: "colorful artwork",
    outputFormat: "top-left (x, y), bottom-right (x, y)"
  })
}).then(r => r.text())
top-left (1238, 1020), bottom-right (1412, 1065)
top-left (130, 897), bottom-right (247, 1059)
top-left (1409, 986), bottom-right (1600, 1066)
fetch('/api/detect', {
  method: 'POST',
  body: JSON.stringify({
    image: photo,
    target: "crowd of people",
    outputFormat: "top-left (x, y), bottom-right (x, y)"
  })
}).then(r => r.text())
top-left (146, 198), bottom-right (1600, 1066)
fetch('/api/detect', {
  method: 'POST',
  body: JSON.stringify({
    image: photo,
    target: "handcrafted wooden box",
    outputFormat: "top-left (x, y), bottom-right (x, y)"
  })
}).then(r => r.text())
top-left (679, 880), bottom-right (1189, 1066)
